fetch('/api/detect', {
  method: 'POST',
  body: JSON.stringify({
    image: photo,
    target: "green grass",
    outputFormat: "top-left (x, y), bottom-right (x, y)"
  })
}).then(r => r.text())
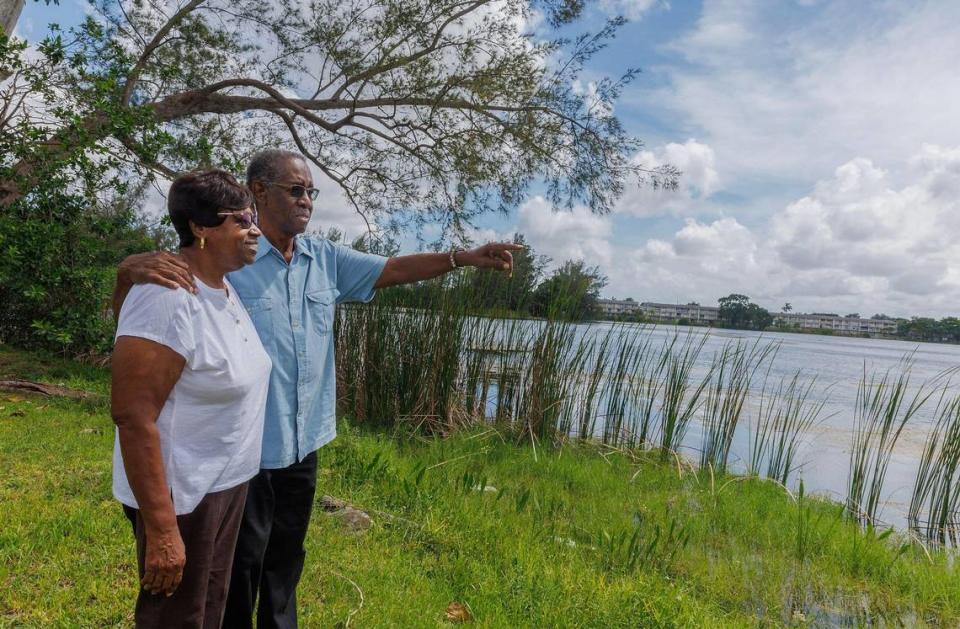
top-left (2, 344), bottom-right (960, 627)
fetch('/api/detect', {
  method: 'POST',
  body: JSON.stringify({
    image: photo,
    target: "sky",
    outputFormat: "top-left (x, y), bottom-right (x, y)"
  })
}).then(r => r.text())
top-left (16, 0), bottom-right (960, 318)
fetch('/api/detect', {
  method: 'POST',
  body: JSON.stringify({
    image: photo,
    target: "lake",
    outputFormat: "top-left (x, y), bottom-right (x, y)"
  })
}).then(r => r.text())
top-left (483, 320), bottom-right (960, 529)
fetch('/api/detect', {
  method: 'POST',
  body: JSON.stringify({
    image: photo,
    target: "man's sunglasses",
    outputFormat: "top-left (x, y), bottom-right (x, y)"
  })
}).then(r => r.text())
top-left (263, 181), bottom-right (320, 201)
top-left (217, 210), bottom-right (258, 229)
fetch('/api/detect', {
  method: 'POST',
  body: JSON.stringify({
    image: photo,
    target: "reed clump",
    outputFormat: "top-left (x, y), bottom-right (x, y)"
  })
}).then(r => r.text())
top-left (335, 282), bottom-right (827, 491)
top-left (337, 280), bottom-right (960, 550)
top-left (909, 394), bottom-right (960, 545)
top-left (845, 361), bottom-right (936, 528)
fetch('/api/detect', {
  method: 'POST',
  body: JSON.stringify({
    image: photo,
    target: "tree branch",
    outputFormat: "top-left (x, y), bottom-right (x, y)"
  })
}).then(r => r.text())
top-left (121, 0), bottom-right (207, 107)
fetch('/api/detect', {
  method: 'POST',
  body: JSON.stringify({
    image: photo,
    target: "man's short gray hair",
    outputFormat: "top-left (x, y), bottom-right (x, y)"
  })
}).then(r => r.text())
top-left (246, 149), bottom-right (305, 187)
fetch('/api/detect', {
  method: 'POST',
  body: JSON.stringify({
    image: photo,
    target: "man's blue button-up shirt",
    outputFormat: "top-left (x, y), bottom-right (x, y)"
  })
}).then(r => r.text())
top-left (227, 234), bottom-right (387, 469)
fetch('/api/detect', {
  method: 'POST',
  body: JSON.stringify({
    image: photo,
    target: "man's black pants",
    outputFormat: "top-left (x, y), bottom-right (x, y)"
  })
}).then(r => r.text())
top-left (222, 452), bottom-right (318, 629)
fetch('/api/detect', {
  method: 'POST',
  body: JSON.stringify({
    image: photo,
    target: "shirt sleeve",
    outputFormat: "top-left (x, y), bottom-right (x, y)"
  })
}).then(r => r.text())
top-left (115, 284), bottom-right (197, 363)
top-left (333, 243), bottom-right (388, 304)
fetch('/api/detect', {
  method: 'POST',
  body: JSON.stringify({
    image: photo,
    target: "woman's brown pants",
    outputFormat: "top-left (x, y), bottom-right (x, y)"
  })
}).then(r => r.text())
top-left (123, 483), bottom-right (248, 629)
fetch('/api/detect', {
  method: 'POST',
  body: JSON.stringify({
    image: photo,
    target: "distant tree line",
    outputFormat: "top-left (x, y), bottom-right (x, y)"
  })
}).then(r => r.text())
top-left (333, 231), bottom-right (610, 323)
top-left (897, 317), bottom-right (960, 343)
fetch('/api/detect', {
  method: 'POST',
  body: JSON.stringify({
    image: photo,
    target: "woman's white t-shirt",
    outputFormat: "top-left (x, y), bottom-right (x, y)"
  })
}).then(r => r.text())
top-left (112, 280), bottom-right (272, 515)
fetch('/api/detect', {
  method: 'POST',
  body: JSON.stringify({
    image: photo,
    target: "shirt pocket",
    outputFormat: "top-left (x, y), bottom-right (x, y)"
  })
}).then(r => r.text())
top-left (305, 287), bottom-right (340, 334)
top-left (242, 297), bottom-right (275, 349)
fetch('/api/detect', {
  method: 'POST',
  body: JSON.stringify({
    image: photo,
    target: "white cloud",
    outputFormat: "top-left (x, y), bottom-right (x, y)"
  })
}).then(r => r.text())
top-left (465, 226), bottom-right (507, 245)
top-left (617, 139), bottom-right (720, 216)
top-left (517, 196), bottom-right (613, 268)
top-left (598, 0), bottom-right (663, 21)
top-left (648, 1), bottom-right (960, 188)
top-left (595, 145), bottom-right (960, 317)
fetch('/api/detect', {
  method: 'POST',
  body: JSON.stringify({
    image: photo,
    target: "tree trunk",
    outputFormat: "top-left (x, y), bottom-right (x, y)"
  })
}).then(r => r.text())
top-left (1, 0), bottom-right (25, 82)
top-left (1, 0), bottom-right (24, 36)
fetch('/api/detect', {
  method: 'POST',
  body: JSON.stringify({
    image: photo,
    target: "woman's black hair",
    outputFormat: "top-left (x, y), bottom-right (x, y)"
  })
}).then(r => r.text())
top-left (168, 169), bottom-right (254, 248)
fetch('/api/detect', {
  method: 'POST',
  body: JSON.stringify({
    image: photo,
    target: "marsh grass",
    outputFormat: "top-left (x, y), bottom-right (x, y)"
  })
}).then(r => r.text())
top-left (845, 361), bottom-right (941, 528)
top-left (335, 283), bottom-right (960, 551)
top-left (748, 371), bottom-right (831, 484)
top-left (910, 394), bottom-right (960, 545)
top-left (699, 339), bottom-right (778, 472)
top-left (6, 345), bottom-right (960, 625)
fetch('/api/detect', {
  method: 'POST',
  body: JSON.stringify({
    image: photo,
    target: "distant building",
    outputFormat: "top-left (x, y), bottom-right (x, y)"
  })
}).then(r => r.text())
top-left (598, 297), bottom-right (902, 336)
top-left (640, 302), bottom-right (720, 324)
top-left (595, 298), bottom-right (640, 318)
top-left (774, 312), bottom-right (899, 336)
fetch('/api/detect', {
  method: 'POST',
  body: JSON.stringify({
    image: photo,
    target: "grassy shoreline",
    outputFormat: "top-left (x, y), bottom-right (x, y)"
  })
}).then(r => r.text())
top-left (2, 344), bottom-right (959, 627)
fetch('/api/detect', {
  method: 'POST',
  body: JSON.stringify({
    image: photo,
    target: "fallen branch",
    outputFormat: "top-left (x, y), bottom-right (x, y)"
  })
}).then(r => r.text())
top-left (0, 380), bottom-right (91, 400)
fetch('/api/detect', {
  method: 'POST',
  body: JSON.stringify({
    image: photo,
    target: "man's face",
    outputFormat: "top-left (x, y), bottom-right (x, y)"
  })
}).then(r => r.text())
top-left (255, 157), bottom-right (314, 238)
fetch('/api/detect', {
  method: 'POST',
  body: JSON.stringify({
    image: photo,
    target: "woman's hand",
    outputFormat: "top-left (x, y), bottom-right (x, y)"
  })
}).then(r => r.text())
top-left (142, 525), bottom-right (186, 597)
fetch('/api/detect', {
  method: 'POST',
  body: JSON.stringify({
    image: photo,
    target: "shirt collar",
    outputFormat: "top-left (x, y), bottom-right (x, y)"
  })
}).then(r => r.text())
top-left (254, 234), bottom-right (314, 262)
top-left (294, 234), bottom-right (315, 259)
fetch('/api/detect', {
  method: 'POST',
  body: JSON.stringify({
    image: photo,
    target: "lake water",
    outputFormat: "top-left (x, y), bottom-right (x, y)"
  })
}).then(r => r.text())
top-left (487, 321), bottom-right (960, 529)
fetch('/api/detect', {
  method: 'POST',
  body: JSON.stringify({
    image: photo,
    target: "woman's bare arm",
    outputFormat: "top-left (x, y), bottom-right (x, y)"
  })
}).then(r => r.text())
top-left (111, 336), bottom-right (186, 596)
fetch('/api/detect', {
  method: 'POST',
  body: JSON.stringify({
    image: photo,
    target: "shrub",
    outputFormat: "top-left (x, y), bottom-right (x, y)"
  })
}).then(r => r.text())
top-left (0, 189), bottom-right (157, 354)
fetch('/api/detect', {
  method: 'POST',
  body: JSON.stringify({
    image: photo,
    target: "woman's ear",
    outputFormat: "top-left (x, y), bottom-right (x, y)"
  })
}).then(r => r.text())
top-left (189, 220), bottom-right (207, 243)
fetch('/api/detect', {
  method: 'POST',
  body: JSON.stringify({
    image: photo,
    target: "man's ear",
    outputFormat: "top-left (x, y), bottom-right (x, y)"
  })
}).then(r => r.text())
top-left (250, 180), bottom-right (267, 203)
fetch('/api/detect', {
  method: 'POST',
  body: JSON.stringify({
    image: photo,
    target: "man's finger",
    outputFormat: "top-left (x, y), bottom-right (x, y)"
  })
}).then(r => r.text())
top-left (165, 263), bottom-right (197, 292)
top-left (493, 243), bottom-right (525, 251)
top-left (156, 253), bottom-right (197, 292)
top-left (147, 273), bottom-right (184, 291)
top-left (165, 268), bottom-right (197, 291)
top-left (161, 252), bottom-right (191, 271)
top-left (149, 275), bottom-right (182, 291)
top-left (149, 270), bottom-right (194, 292)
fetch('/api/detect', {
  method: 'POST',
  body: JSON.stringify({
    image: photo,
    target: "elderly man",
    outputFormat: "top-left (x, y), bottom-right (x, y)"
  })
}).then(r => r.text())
top-left (112, 149), bottom-right (521, 628)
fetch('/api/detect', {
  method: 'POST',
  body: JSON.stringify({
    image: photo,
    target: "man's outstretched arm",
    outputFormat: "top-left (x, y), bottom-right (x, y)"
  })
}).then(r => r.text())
top-left (112, 252), bottom-right (197, 321)
top-left (374, 243), bottom-right (524, 289)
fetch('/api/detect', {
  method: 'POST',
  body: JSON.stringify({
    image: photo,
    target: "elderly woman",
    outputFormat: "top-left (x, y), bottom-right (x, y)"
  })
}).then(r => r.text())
top-left (111, 169), bottom-right (272, 628)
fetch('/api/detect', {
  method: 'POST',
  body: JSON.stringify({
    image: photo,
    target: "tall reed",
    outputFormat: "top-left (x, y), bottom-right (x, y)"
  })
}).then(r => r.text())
top-left (600, 332), bottom-right (653, 446)
top-left (656, 331), bottom-right (711, 460)
top-left (748, 371), bottom-right (830, 484)
top-left (909, 394), bottom-right (960, 545)
top-left (699, 339), bottom-right (778, 472)
top-left (846, 360), bottom-right (933, 527)
top-left (516, 320), bottom-right (579, 445)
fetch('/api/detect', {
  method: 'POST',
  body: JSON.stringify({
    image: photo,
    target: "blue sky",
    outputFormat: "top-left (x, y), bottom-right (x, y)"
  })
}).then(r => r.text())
top-left (17, 1), bottom-right (960, 317)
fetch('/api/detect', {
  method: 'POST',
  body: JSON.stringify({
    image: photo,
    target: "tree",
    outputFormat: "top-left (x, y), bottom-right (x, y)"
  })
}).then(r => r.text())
top-left (718, 294), bottom-right (750, 328)
top-left (530, 260), bottom-right (607, 321)
top-left (467, 233), bottom-right (548, 314)
top-left (898, 316), bottom-right (960, 343)
top-left (717, 293), bottom-right (772, 331)
top-left (1, 0), bottom-right (678, 235)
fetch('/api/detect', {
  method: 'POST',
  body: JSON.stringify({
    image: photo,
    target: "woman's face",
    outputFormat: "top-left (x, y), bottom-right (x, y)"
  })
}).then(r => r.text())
top-left (203, 206), bottom-right (261, 270)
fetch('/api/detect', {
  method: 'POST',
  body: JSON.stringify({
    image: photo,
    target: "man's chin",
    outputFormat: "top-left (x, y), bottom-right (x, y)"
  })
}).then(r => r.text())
top-left (293, 216), bottom-right (311, 234)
